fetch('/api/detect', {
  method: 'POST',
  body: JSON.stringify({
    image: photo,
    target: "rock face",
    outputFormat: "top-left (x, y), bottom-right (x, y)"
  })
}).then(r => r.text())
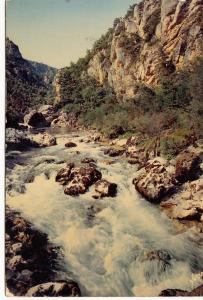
top-left (85, 0), bottom-right (203, 100)
top-left (175, 150), bottom-right (200, 183)
top-left (24, 110), bottom-right (47, 128)
top-left (56, 164), bottom-right (102, 196)
top-left (161, 177), bottom-right (203, 221)
top-left (25, 281), bottom-right (81, 297)
top-left (93, 179), bottom-right (117, 199)
top-left (133, 158), bottom-right (176, 203)
top-left (5, 206), bottom-right (80, 296)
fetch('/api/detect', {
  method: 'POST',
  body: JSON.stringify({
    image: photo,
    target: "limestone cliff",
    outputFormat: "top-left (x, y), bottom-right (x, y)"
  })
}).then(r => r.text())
top-left (85, 0), bottom-right (203, 100)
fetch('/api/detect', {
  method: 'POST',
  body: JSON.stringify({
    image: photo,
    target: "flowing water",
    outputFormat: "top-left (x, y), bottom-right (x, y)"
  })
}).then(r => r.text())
top-left (6, 129), bottom-right (203, 296)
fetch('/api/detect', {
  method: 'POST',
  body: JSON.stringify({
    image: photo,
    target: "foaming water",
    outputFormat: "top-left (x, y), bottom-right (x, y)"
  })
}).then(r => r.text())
top-left (6, 130), bottom-right (203, 296)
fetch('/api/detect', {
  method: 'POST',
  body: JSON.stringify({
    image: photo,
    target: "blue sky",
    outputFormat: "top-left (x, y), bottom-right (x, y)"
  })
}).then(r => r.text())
top-left (6, 0), bottom-right (139, 68)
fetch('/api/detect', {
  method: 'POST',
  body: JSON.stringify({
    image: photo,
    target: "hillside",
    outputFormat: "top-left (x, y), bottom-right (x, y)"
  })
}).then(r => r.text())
top-left (54, 0), bottom-right (203, 158)
top-left (6, 38), bottom-right (57, 127)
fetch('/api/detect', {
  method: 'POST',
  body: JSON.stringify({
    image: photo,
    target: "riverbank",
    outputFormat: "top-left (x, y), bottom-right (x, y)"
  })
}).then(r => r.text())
top-left (5, 126), bottom-right (203, 296)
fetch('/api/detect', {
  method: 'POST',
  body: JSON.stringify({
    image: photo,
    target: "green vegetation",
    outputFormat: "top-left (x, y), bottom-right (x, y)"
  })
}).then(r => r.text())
top-left (58, 57), bottom-right (203, 158)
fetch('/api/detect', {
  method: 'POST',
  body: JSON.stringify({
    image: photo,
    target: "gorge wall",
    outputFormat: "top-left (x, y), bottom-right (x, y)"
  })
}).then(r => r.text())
top-left (55, 0), bottom-right (203, 102)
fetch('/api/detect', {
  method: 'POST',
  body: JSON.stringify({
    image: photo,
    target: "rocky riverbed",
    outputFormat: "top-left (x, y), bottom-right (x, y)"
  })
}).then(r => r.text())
top-left (5, 127), bottom-right (203, 296)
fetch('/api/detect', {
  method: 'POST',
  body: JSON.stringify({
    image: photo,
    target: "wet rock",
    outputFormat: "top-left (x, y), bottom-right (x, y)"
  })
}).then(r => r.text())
top-left (55, 163), bottom-right (75, 185)
top-left (29, 132), bottom-right (57, 147)
top-left (104, 148), bottom-right (124, 157)
top-left (161, 177), bottom-right (203, 222)
top-left (6, 128), bottom-right (31, 150)
top-left (65, 142), bottom-right (77, 148)
top-left (56, 164), bottom-right (102, 196)
top-left (175, 151), bottom-right (201, 183)
top-left (93, 179), bottom-right (117, 199)
top-left (133, 158), bottom-right (176, 203)
top-left (5, 206), bottom-right (81, 296)
top-left (25, 281), bottom-right (81, 297)
top-left (141, 250), bottom-right (171, 264)
top-left (24, 110), bottom-right (47, 128)
top-left (160, 284), bottom-right (203, 297)
top-left (81, 157), bottom-right (96, 164)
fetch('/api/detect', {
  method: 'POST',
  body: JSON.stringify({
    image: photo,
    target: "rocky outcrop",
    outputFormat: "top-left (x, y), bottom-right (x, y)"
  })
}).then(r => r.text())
top-left (85, 0), bottom-right (203, 100)
top-left (24, 110), bottom-right (47, 128)
top-left (93, 179), bottom-right (117, 199)
top-left (5, 206), bottom-right (80, 296)
top-left (133, 158), bottom-right (176, 203)
top-left (161, 177), bottom-right (203, 221)
top-left (56, 164), bottom-right (102, 196)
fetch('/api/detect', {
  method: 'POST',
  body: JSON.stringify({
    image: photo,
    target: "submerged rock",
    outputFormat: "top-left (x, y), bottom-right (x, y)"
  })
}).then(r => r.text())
top-left (93, 179), bottom-right (117, 199)
top-left (25, 281), bottom-right (81, 297)
top-left (24, 110), bottom-right (47, 128)
top-left (56, 164), bottom-right (102, 196)
top-left (133, 158), bottom-right (176, 203)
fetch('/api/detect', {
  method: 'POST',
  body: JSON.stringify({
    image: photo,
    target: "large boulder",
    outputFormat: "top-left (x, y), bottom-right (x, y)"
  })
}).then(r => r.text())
top-left (160, 284), bottom-right (203, 297)
top-left (29, 132), bottom-right (57, 147)
top-left (161, 177), bottom-right (203, 222)
top-left (175, 151), bottom-right (201, 183)
top-left (133, 158), bottom-right (177, 203)
top-left (25, 281), bottom-right (81, 297)
top-left (93, 179), bottom-right (117, 199)
top-left (24, 110), bottom-right (47, 128)
top-left (56, 164), bottom-right (102, 196)
top-left (38, 105), bottom-right (56, 124)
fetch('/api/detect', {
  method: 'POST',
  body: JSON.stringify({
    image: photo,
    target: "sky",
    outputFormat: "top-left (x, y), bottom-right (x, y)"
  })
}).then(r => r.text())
top-left (6, 0), bottom-right (139, 68)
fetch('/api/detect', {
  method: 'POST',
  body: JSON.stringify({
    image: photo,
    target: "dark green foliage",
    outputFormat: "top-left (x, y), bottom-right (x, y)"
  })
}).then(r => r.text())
top-left (6, 38), bottom-right (56, 126)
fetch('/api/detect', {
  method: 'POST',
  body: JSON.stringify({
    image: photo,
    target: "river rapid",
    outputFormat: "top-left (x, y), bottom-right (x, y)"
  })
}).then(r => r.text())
top-left (6, 128), bottom-right (203, 296)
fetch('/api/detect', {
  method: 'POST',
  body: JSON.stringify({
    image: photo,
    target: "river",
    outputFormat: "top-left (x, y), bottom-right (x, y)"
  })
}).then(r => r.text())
top-left (6, 128), bottom-right (203, 296)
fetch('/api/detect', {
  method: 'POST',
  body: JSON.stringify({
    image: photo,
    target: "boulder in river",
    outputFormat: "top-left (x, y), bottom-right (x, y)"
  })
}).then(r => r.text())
top-left (6, 128), bottom-right (31, 150)
top-left (29, 132), bottom-right (57, 147)
top-left (24, 110), bottom-right (47, 128)
top-left (25, 281), bottom-right (81, 297)
top-left (133, 158), bottom-right (177, 203)
top-left (160, 284), bottom-right (203, 297)
top-left (81, 157), bottom-right (96, 164)
top-left (93, 179), bottom-right (117, 199)
top-left (65, 142), bottom-right (77, 148)
top-left (161, 177), bottom-right (203, 221)
top-left (51, 112), bottom-right (77, 128)
top-left (175, 150), bottom-right (201, 183)
top-left (104, 148), bottom-right (124, 157)
top-left (56, 164), bottom-right (102, 196)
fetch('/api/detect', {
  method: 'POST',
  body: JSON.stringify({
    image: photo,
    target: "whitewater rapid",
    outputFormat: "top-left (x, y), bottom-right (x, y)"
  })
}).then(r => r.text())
top-left (6, 129), bottom-right (203, 296)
